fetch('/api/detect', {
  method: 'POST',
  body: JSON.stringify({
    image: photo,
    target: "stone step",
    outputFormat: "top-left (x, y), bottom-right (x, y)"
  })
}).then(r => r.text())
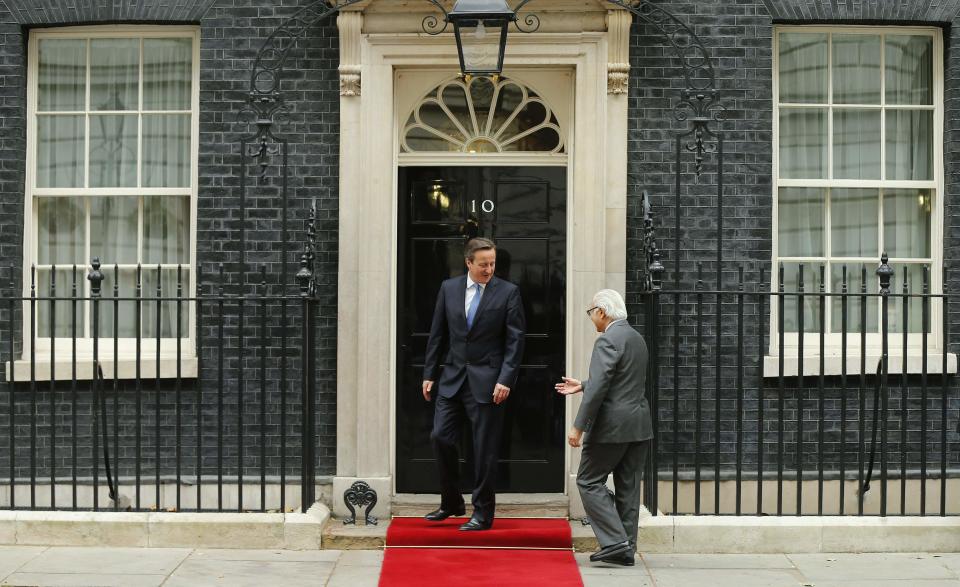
top-left (391, 493), bottom-right (569, 518)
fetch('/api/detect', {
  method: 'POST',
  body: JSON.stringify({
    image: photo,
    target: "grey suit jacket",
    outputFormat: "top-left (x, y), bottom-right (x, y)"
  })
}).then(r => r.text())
top-left (573, 320), bottom-right (653, 443)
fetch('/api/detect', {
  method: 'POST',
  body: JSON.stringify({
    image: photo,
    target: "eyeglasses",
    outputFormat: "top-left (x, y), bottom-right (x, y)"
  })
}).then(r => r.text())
top-left (585, 306), bottom-right (599, 317)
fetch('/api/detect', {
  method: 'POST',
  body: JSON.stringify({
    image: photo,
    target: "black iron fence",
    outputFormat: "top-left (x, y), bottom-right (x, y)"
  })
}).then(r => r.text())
top-left (641, 247), bottom-right (959, 516)
top-left (1, 253), bottom-right (320, 513)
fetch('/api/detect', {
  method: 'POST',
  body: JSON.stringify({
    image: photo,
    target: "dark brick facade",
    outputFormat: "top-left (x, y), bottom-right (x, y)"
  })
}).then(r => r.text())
top-left (625, 0), bottom-right (960, 477)
top-left (0, 0), bottom-right (339, 485)
top-left (0, 0), bottom-right (958, 498)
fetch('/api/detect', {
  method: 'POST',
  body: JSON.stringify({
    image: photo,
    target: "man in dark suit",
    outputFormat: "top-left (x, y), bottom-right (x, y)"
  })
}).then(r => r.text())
top-left (556, 289), bottom-right (652, 566)
top-left (422, 237), bottom-right (526, 531)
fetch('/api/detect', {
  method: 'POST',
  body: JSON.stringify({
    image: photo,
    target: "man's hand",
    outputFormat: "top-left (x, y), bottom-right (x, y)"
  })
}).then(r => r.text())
top-left (555, 376), bottom-right (583, 395)
top-left (568, 426), bottom-right (583, 448)
top-left (422, 380), bottom-right (434, 401)
top-left (493, 383), bottom-right (511, 405)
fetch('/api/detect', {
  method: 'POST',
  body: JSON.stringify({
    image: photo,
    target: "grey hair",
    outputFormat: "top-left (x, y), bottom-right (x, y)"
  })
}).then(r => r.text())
top-left (593, 289), bottom-right (628, 321)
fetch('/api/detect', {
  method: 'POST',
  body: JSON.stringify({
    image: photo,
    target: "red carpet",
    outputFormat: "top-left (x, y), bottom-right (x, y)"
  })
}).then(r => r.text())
top-left (378, 517), bottom-right (583, 587)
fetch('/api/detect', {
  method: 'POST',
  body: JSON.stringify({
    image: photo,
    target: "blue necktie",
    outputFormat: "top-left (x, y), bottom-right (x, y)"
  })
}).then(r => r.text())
top-left (466, 283), bottom-right (482, 330)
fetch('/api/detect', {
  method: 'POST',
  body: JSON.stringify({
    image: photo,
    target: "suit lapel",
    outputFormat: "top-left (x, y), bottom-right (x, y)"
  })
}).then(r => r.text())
top-left (468, 276), bottom-right (497, 333)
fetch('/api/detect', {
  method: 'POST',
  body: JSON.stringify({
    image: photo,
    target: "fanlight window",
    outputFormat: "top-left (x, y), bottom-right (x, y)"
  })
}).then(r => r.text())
top-left (402, 76), bottom-right (564, 154)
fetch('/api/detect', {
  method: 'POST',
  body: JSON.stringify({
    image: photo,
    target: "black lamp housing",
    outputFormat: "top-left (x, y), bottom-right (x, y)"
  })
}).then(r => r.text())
top-left (447, 0), bottom-right (517, 76)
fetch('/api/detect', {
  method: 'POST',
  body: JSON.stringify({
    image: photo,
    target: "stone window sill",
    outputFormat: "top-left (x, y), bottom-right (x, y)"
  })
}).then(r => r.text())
top-left (6, 356), bottom-right (198, 382)
top-left (762, 353), bottom-right (958, 378)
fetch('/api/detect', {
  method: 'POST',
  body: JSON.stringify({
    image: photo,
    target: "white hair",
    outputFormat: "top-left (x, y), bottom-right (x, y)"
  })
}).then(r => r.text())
top-left (593, 289), bottom-right (628, 321)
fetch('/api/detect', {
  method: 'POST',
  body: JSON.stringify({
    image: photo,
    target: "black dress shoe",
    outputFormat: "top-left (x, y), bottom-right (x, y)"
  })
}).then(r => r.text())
top-left (589, 541), bottom-right (631, 562)
top-left (424, 506), bottom-right (465, 521)
top-left (458, 517), bottom-right (493, 531)
top-left (600, 552), bottom-right (635, 567)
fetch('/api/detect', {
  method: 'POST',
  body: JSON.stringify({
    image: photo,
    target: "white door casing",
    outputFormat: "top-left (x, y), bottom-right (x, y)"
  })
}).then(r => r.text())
top-left (333, 6), bottom-right (630, 519)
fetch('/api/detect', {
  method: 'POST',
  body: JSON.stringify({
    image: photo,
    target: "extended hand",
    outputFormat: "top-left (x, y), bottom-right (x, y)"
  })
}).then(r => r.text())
top-left (568, 426), bottom-right (583, 448)
top-left (493, 383), bottom-right (511, 404)
top-left (422, 380), bottom-right (434, 401)
top-left (555, 377), bottom-right (582, 395)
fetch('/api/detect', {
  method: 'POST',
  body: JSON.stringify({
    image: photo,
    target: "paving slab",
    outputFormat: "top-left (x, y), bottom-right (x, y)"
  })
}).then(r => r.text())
top-left (810, 581), bottom-right (960, 587)
top-left (338, 548), bottom-right (385, 566)
top-left (648, 568), bottom-right (808, 587)
top-left (787, 553), bottom-right (958, 582)
top-left (191, 548), bottom-right (342, 562)
top-left (19, 546), bottom-right (191, 575)
top-left (643, 553), bottom-right (796, 570)
top-left (0, 545), bottom-right (47, 579)
top-left (324, 562), bottom-right (383, 587)
top-left (163, 557), bottom-right (336, 587)
top-left (2, 572), bottom-right (168, 586)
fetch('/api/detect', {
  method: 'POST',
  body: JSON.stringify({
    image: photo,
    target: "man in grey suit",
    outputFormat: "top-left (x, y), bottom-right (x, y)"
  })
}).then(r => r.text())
top-left (556, 289), bottom-right (652, 566)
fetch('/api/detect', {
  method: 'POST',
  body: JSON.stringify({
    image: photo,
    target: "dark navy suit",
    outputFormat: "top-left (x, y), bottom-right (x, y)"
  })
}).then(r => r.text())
top-left (423, 275), bottom-right (526, 523)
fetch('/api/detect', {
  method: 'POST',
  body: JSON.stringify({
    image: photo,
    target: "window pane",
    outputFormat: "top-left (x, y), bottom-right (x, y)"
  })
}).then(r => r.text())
top-left (143, 38), bottom-right (192, 111)
top-left (38, 39), bottom-right (86, 112)
top-left (89, 114), bottom-right (138, 188)
top-left (142, 268), bottom-right (189, 338)
top-left (90, 196), bottom-right (138, 264)
top-left (885, 109), bottom-right (933, 181)
top-left (37, 115), bottom-right (84, 188)
top-left (779, 33), bottom-right (828, 103)
top-left (830, 263), bottom-right (878, 334)
top-left (96, 267), bottom-right (138, 339)
top-left (36, 268), bottom-right (85, 338)
top-left (780, 262), bottom-right (823, 333)
top-left (883, 188), bottom-right (931, 258)
top-left (37, 197), bottom-right (85, 265)
top-left (888, 264), bottom-right (931, 333)
top-left (779, 108), bottom-right (827, 179)
top-left (778, 187), bottom-right (824, 257)
top-left (832, 34), bottom-right (881, 104)
top-left (144, 196), bottom-right (190, 264)
top-left (90, 39), bottom-right (139, 111)
top-left (833, 109), bottom-right (881, 179)
top-left (142, 114), bottom-right (190, 187)
top-left (830, 188), bottom-right (878, 258)
top-left (886, 35), bottom-right (933, 105)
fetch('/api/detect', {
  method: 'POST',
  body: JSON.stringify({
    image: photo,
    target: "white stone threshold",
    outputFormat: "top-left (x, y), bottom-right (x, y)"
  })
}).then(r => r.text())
top-left (1, 508), bottom-right (958, 552)
top-left (0, 503), bottom-right (331, 550)
top-left (616, 515), bottom-right (960, 554)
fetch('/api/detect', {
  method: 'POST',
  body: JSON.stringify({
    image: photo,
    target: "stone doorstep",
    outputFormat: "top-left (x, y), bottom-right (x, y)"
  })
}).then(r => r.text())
top-left (391, 493), bottom-right (569, 518)
top-left (0, 504), bottom-right (331, 550)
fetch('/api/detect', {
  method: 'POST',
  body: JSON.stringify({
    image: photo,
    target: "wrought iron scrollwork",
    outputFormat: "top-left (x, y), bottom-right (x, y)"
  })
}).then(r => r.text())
top-left (606, 0), bottom-right (725, 176)
top-left (343, 480), bottom-right (379, 525)
top-left (421, 0), bottom-right (450, 35)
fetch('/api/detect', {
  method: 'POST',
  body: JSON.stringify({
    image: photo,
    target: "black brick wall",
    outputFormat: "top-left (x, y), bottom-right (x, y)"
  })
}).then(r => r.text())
top-left (0, 0), bottom-right (340, 486)
top-left (626, 0), bottom-right (960, 478)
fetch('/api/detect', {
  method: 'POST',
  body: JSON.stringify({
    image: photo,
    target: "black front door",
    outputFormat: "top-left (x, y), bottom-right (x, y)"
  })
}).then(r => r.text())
top-left (396, 166), bottom-right (567, 493)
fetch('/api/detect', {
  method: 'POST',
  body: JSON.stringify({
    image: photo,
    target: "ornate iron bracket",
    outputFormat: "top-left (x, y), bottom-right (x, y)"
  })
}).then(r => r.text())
top-left (421, 0), bottom-right (541, 36)
top-left (640, 191), bottom-right (664, 292)
top-left (343, 480), bottom-right (379, 525)
top-left (296, 200), bottom-right (318, 298)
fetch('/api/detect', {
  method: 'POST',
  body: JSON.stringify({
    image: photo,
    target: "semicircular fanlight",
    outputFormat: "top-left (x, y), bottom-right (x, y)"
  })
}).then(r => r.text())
top-left (402, 76), bottom-right (565, 154)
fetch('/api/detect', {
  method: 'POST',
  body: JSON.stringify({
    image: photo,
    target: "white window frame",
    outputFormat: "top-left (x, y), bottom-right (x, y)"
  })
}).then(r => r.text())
top-left (14, 25), bottom-right (201, 381)
top-left (768, 25), bottom-right (956, 377)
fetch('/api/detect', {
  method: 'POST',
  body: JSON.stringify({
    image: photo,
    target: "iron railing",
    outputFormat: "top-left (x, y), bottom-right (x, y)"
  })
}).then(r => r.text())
top-left (641, 251), bottom-right (958, 516)
top-left (1, 254), bottom-right (320, 513)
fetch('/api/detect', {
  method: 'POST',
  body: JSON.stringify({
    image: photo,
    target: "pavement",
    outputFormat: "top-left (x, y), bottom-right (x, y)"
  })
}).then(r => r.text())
top-left (2, 546), bottom-right (960, 586)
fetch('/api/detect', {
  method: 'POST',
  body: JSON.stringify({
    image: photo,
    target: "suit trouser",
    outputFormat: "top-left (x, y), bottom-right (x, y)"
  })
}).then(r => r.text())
top-left (431, 382), bottom-right (504, 523)
top-left (577, 439), bottom-right (650, 550)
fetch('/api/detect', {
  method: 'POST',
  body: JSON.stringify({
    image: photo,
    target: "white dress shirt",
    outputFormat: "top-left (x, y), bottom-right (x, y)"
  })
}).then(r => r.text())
top-left (465, 275), bottom-right (484, 315)
top-left (604, 318), bottom-right (626, 332)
